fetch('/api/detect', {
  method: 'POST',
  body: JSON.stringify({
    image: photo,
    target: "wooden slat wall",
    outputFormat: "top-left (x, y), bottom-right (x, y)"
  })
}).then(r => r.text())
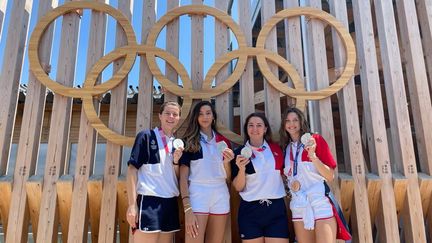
top-left (0, 1), bottom-right (431, 242)
top-left (35, 0), bottom-right (79, 241)
top-left (5, 0), bottom-right (55, 242)
top-left (374, 0), bottom-right (427, 242)
top-left (352, 0), bottom-right (400, 242)
top-left (67, 1), bottom-right (106, 242)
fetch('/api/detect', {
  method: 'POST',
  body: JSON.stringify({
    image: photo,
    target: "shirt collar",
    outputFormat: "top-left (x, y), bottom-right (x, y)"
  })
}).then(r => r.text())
top-left (200, 130), bottom-right (215, 143)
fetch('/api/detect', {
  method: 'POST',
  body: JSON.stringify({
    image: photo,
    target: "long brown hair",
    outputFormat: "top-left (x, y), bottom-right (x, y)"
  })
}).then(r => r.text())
top-left (182, 101), bottom-right (219, 153)
top-left (279, 107), bottom-right (310, 149)
top-left (243, 112), bottom-right (273, 144)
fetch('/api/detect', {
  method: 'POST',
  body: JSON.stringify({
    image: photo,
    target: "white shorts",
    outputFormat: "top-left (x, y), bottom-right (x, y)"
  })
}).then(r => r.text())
top-left (291, 192), bottom-right (333, 221)
top-left (189, 182), bottom-right (230, 215)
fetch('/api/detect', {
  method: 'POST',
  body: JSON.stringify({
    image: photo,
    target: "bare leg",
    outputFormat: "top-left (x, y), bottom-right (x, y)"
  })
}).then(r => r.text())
top-left (315, 217), bottom-right (337, 243)
top-left (205, 214), bottom-right (228, 243)
top-left (242, 237), bottom-right (265, 243)
top-left (293, 221), bottom-right (315, 243)
top-left (263, 237), bottom-right (289, 243)
top-left (185, 214), bottom-right (208, 243)
top-left (159, 232), bottom-right (175, 243)
top-left (133, 231), bottom-right (159, 243)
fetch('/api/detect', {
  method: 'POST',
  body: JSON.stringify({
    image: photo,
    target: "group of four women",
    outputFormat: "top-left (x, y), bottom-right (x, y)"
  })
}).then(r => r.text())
top-left (126, 101), bottom-right (350, 243)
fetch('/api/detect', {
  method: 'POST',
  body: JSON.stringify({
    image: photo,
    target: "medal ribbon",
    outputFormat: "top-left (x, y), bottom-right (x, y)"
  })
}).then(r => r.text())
top-left (290, 142), bottom-right (304, 176)
top-left (158, 128), bottom-right (171, 155)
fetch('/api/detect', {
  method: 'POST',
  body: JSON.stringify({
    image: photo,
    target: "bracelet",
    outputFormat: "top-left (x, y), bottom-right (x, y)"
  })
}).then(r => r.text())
top-left (182, 195), bottom-right (190, 200)
top-left (173, 161), bottom-right (179, 165)
top-left (184, 207), bottom-right (192, 213)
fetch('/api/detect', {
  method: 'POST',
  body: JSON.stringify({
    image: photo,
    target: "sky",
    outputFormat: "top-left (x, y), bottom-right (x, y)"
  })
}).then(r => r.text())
top-left (0, 0), bottom-right (240, 89)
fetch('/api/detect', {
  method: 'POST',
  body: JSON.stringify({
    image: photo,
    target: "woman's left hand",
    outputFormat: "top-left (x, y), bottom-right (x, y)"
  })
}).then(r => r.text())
top-left (305, 137), bottom-right (317, 159)
top-left (222, 148), bottom-right (234, 163)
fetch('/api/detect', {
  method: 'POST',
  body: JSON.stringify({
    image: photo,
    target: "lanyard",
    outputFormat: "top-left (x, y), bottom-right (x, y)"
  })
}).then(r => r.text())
top-left (290, 142), bottom-right (304, 176)
top-left (158, 128), bottom-right (171, 155)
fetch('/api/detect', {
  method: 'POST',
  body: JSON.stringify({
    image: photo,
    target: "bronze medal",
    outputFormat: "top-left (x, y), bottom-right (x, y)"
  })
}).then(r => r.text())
top-left (291, 180), bottom-right (301, 192)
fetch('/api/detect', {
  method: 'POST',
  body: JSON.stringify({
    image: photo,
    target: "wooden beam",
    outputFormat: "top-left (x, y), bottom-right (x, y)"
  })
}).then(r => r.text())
top-left (116, 176), bottom-right (129, 243)
top-left (392, 173), bottom-right (408, 215)
top-left (0, 176), bottom-right (12, 237)
top-left (88, 175), bottom-right (103, 243)
top-left (164, 0), bottom-right (179, 102)
top-left (67, 1), bottom-right (106, 241)
top-left (57, 175), bottom-right (73, 243)
top-left (374, 0), bottom-right (427, 241)
top-left (260, 0), bottom-right (281, 135)
top-left (352, 0), bottom-right (400, 241)
top-left (26, 176), bottom-right (43, 242)
top-left (366, 173), bottom-right (382, 223)
top-left (415, 0), bottom-right (432, 91)
top-left (0, 0), bottom-right (33, 174)
top-left (338, 172), bottom-right (354, 223)
top-left (36, 1), bottom-right (79, 241)
top-left (237, 0), bottom-right (254, 128)
top-left (418, 173), bottom-right (432, 218)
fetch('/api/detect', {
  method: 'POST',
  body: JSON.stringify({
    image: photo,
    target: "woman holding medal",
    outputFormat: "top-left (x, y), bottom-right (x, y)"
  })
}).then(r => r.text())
top-left (231, 112), bottom-right (289, 242)
top-left (126, 101), bottom-right (183, 243)
top-left (178, 101), bottom-right (234, 243)
top-left (280, 107), bottom-right (351, 243)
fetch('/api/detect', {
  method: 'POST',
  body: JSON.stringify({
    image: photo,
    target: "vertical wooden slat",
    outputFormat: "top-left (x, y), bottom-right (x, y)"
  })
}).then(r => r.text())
top-left (57, 175), bottom-right (73, 242)
top-left (328, 2), bottom-right (373, 242)
top-left (374, 0), bottom-right (427, 242)
top-left (0, 0), bottom-right (32, 174)
top-left (237, 0), bottom-right (254, 128)
top-left (116, 177), bottom-right (129, 243)
top-left (88, 176), bottom-right (102, 243)
top-left (0, 0), bottom-right (7, 39)
top-left (137, 0), bottom-right (155, 130)
top-left (415, 0), bottom-right (432, 90)
top-left (214, 2), bottom-right (232, 242)
top-left (5, 0), bottom-right (55, 241)
top-left (26, 176), bottom-right (43, 241)
top-left (396, 0), bottom-right (432, 175)
top-left (97, 1), bottom-right (132, 242)
top-left (67, 2), bottom-right (106, 241)
top-left (352, 0), bottom-right (400, 241)
top-left (260, 0), bottom-right (281, 134)
top-left (164, 0), bottom-right (179, 102)
top-left (283, 0), bottom-right (303, 108)
top-left (191, 0), bottom-right (204, 92)
top-left (0, 176), bottom-right (12, 239)
top-left (36, 0), bottom-right (80, 241)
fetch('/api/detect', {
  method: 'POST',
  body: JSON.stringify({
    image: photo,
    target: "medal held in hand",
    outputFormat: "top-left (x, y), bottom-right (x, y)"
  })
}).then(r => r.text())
top-left (301, 133), bottom-right (312, 146)
top-left (173, 139), bottom-right (184, 149)
top-left (217, 141), bottom-right (228, 153)
top-left (240, 146), bottom-right (252, 159)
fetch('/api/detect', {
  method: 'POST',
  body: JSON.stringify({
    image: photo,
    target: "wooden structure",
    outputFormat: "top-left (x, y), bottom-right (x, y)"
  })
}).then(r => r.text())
top-left (0, 0), bottom-right (431, 242)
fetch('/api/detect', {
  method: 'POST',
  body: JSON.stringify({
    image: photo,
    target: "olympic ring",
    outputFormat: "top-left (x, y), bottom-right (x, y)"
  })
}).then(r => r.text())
top-left (29, 2), bottom-right (356, 146)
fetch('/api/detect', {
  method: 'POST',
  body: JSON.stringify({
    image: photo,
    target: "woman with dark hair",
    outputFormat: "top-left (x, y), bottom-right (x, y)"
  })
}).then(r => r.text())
top-left (179, 101), bottom-right (234, 243)
top-left (126, 101), bottom-right (183, 243)
top-left (231, 112), bottom-right (289, 242)
top-left (279, 107), bottom-right (351, 243)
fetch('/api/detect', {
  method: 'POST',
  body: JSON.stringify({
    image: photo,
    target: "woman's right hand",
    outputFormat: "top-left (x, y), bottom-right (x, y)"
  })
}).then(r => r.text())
top-left (126, 204), bottom-right (138, 228)
top-left (185, 210), bottom-right (199, 238)
top-left (235, 155), bottom-right (250, 171)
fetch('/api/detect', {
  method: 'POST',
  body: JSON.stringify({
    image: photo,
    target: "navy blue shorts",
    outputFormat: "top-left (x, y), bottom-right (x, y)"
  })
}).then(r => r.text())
top-left (238, 198), bottom-right (289, 240)
top-left (136, 195), bottom-right (180, 233)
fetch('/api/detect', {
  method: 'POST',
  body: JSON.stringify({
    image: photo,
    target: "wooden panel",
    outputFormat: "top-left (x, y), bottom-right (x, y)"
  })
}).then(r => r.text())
top-left (26, 176), bottom-right (43, 242)
top-left (260, 0), bottom-right (281, 135)
top-left (97, 1), bottom-right (131, 242)
top-left (374, 0), bottom-right (426, 242)
top-left (0, 0), bottom-right (7, 38)
top-left (0, 0), bottom-right (32, 174)
top-left (0, 176), bottom-right (12, 237)
top-left (36, 1), bottom-right (79, 241)
top-left (415, 0), bottom-right (432, 90)
top-left (67, 2), bottom-right (106, 241)
top-left (116, 176), bottom-right (129, 243)
top-left (88, 176), bottom-right (103, 243)
top-left (366, 173), bottom-right (381, 223)
top-left (237, 0), bottom-right (254, 128)
top-left (5, 0), bottom-right (55, 241)
top-left (418, 173), bottom-right (432, 218)
top-left (57, 175), bottom-right (73, 242)
top-left (164, 0), bottom-right (179, 102)
top-left (136, 0), bottom-right (155, 130)
top-left (351, 0), bottom-right (400, 241)
top-left (396, 0), bottom-right (432, 174)
top-left (283, 0), bottom-right (303, 108)
top-left (338, 172), bottom-right (354, 223)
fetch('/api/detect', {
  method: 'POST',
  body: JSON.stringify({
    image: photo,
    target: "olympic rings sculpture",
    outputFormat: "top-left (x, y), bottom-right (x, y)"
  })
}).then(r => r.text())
top-left (29, 2), bottom-right (356, 146)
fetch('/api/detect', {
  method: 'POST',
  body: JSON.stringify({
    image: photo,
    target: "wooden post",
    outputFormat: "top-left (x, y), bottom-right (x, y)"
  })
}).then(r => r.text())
top-left (260, 0), bottom-right (281, 134)
top-left (191, 0), bottom-right (204, 93)
top-left (26, 176), bottom-right (43, 241)
top-left (164, 0), bottom-right (180, 102)
top-left (67, 1), bottom-right (106, 241)
top-left (395, 0), bottom-right (432, 175)
top-left (237, 0), bottom-right (254, 129)
top-left (88, 176), bottom-right (103, 243)
top-left (351, 0), bottom-right (400, 241)
top-left (415, 0), bottom-right (432, 90)
top-left (374, 0), bottom-right (427, 242)
top-left (0, 0), bottom-right (32, 174)
top-left (57, 175), bottom-right (73, 242)
top-left (116, 176), bottom-right (129, 243)
top-left (0, 176), bottom-right (12, 238)
top-left (97, 1), bottom-right (132, 242)
top-left (283, 0), bottom-right (304, 108)
top-left (36, 0), bottom-right (79, 241)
